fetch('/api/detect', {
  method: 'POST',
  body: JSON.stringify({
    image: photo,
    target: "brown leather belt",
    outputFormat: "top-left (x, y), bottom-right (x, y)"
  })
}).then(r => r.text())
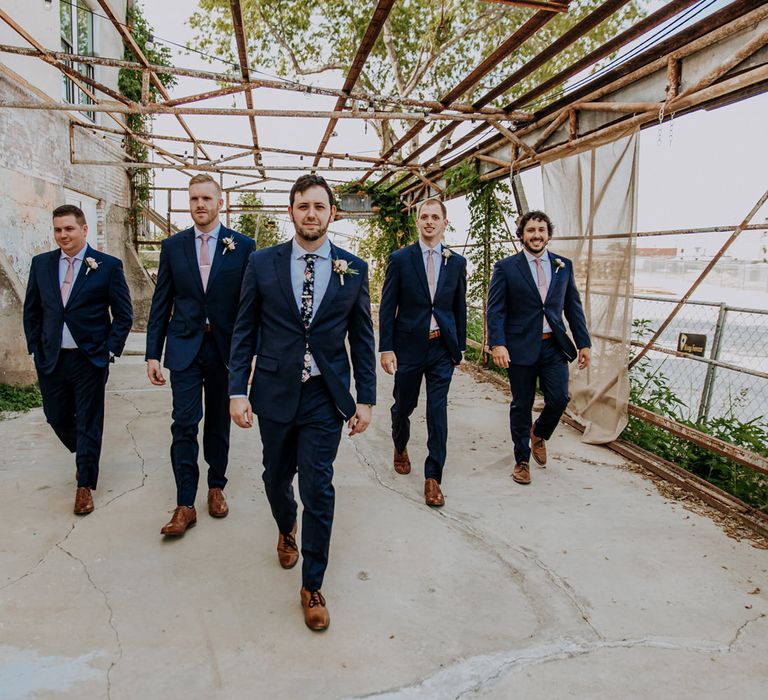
top-left (541, 332), bottom-right (553, 340)
top-left (203, 323), bottom-right (213, 333)
top-left (428, 329), bottom-right (441, 340)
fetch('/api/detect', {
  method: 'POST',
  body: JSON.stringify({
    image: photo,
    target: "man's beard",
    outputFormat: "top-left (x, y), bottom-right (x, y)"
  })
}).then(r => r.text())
top-left (523, 238), bottom-right (547, 255)
top-left (295, 222), bottom-right (328, 242)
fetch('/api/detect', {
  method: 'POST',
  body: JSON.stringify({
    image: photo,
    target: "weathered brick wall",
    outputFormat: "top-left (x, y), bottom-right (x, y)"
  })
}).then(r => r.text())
top-left (0, 75), bottom-right (153, 385)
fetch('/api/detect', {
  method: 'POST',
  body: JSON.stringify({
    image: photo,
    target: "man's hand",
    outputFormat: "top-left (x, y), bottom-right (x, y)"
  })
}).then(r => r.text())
top-left (230, 397), bottom-right (253, 429)
top-left (347, 403), bottom-right (372, 436)
top-left (147, 359), bottom-right (166, 386)
top-left (491, 345), bottom-right (510, 369)
top-left (380, 351), bottom-right (397, 375)
top-left (578, 347), bottom-right (591, 370)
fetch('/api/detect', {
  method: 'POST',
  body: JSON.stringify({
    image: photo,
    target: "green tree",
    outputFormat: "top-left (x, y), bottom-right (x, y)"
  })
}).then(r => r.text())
top-left (235, 192), bottom-right (284, 248)
top-left (188, 0), bottom-right (644, 156)
top-left (118, 3), bottom-right (177, 235)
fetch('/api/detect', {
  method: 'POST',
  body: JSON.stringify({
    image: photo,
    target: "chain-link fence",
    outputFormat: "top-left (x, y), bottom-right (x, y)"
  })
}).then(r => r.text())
top-left (629, 295), bottom-right (767, 424)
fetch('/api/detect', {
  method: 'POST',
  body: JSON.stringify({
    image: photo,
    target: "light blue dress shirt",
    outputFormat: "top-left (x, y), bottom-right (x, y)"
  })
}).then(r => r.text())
top-left (523, 248), bottom-right (552, 334)
top-left (60, 245), bottom-right (87, 349)
top-left (291, 238), bottom-right (333, 377)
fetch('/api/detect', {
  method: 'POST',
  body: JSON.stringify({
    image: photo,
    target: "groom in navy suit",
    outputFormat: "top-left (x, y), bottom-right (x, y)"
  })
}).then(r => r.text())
top-left (487, 211), bottom-right (591, 485)
top-left (23, 204), bottom-right (133, 515)
top-left (378, 198), bottom-right (466, 507)
top-left (229, 174), bottom-right (376, 632)
top-left (146, 174), bottom-right (254, 536)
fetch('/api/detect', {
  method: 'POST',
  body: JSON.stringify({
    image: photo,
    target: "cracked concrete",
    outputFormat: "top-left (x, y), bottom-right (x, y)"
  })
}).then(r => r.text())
top-left (0, 332), bottom-right (766, 699)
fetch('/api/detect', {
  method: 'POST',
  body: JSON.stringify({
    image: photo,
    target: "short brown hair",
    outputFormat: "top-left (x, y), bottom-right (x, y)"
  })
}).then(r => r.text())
top-left (289, 174), bottom-right (335, 208)
top-left (417, 198), bottom-right (447, 219)
top-left (516, 210), bottom-right (554, 238)
top-left (52, 204), bottom-right (86, 226)
top-left (188, 173), bottom-right (222, 195)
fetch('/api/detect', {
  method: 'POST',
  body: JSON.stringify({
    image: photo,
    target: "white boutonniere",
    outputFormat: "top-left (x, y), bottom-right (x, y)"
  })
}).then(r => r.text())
top-left (221, 236), bottom-right (236, 254)
top-left (84, 257), bottom-right (99, 275)
top-left (332, 258), bottom-right (358, 286)
top-left (442, 246), bottom-right (452, 267)
top-left (553, 257), bottom-right (565, 274)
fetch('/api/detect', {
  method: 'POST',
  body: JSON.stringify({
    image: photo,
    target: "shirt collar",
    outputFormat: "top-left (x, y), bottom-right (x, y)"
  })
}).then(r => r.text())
top-left (292, 237), bottom-right (331, 261)
top-left (194, 223), bottom-right (221, 240)
top-left (418, 238), bottom-right (442, 255)
top-left (60, 244), bottom-right (87, 261)
top-left (523, 248), bottom-right (549, 265)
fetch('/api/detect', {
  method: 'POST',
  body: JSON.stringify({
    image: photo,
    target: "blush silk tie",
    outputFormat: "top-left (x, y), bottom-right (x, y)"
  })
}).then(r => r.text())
top-left (534, 257), bottom-right (548, 302)
top-left (61, 256), bottom-right (75, 305)
top-left (199, 233), bottom-right (211, 290)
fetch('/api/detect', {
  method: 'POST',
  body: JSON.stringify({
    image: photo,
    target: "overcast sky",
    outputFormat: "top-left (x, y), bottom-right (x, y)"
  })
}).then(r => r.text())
top-left (139, 0), bottom-right (767, 262)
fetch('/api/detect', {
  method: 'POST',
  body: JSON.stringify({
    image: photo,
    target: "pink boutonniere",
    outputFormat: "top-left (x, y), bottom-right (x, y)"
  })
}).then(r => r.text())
top-left (84, 257), bottom-right (99, 275)
top-left (332, 258), bottom-right (358, 286)
top-left (442, 246), bottom-right (452, 267)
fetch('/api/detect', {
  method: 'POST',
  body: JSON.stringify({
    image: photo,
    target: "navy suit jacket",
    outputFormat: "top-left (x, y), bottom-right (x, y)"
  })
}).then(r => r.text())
top-left (145, 226), bottom-right (255, 371)
top-left (228, 240), bottom-right (376, 423)
top-left (378, 242), bottom-right (467, 365)
top-left (486, 250), bottom-right (591, 365)
top-left (23, 244), bottom-right (133, 375)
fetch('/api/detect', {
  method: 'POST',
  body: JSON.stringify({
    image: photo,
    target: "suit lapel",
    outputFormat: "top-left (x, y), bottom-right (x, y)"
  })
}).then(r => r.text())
top-left (309, 244), bottom-right (342, 329)
top-left (409, 243), bottom-right (431, 299)
top-left (544, 251), bottom-right (563, 302)
top-left (274, 242), bottom-right (304, 327)
top-left (47, 251), bottom-right (62, 307)
top-left (515, 251), bottom-right (540, 298)
top-left (183, 228), bottom-right (205, 295)
top-left (434, 244), bottom-right (451, 298)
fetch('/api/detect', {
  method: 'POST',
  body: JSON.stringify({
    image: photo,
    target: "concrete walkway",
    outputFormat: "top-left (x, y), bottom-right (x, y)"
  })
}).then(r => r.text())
top-left (1, 333), bottom-right (766, 699)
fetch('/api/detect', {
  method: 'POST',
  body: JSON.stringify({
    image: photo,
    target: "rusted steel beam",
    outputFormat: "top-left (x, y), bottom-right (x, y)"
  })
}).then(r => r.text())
top-left (364, 5), bottom-right (561, 186)
top-left (1, 102), bottom-right (517, 121)
top-left (229, 0), bottom-right (262, 171)
top-left (71, 159), bottom-right (376, 172)
top-left (490, 119), bottom-right (537, 157)
top-left (666, 57), bottom-right (681, 100)
top-left (312, 0), bottom-right (397, 167)
top-left (480, 0), bottom-right (569, 11)
top-left (95, 0), bottom-right (212, 162)
top-left (390, 0), bottom-right (698, 191)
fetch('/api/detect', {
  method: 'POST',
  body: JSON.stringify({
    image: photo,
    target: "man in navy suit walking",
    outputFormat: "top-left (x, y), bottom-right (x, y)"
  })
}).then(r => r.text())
top-left (23, 204), bottom-right (133, 515)
top-left (229, 174), bottom-right (376, 631)
top-left (378, 199), bottom-right (467, 507)
top-left (487, 211), bottom-right (591, 485)
top-left (146, 174), bottom-right (254, 536)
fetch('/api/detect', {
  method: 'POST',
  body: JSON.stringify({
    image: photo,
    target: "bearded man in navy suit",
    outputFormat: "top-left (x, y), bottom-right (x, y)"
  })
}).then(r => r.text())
top-left (378, 199), bottom-right (467, 507)
top-left (487, 211), bottom-right (591, 486)
top-left (229, 174), bottom-right (376, 632)
top-left (146, 174), bottom-right (254, 536)
top-left (23, 204), bottom-right (133, 515)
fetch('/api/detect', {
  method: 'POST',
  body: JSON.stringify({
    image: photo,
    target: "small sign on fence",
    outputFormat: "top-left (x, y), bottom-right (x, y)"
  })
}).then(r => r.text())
top-left (678, 333), bottom-right (707, 356)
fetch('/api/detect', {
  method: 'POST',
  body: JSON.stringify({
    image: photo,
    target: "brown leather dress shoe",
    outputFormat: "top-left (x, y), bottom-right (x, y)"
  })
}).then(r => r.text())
top-left (74, 487), bottom-right (94, 515)
top-left (512, 461), bottom-right (531, 485)
top-left (300, 587), bottom-right (330, 631)
top-left (277, 522), bottom-right (299, 569)
top-left (208, 488), bottom-right (229, 518)
top-left (160, 506), bottom-right (197, 536)
top-left (530, 425), bottom-right (547, 467)
top-left (394, 448), bottom-right (411, 475)
top-left (424, 478), bottom-right (445, 507)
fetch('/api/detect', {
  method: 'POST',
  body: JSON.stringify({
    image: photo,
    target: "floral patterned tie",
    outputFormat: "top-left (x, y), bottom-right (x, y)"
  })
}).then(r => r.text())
top-left (300, 254), bottom-right (318, 382)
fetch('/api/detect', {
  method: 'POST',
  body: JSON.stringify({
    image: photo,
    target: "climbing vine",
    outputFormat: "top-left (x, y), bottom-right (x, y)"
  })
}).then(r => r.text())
top-left (117, 3), bottom-right (177, 238)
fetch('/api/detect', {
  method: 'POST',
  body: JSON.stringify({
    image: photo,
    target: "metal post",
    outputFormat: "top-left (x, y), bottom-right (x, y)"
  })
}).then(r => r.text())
top-left (166, 189), bottom-right (172, 236)
top-left (697, 303), bottom-right (727, 423)
top-left (226, 191), bottom-right (231, 227)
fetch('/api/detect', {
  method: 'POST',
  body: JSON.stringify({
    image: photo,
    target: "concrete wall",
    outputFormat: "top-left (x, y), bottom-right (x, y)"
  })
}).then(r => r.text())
top-left (0, 0), bottom-right (152, 385)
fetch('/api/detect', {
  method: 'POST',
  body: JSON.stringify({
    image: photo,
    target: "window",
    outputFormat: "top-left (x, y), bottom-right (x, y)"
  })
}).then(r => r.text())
top-left (60, 0), bottom-right (95, 121)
